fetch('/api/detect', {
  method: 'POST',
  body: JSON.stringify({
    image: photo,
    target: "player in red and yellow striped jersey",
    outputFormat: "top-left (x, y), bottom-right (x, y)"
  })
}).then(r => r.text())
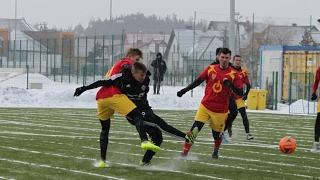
top-left (310, 66), bottom-right (320, 152)
top-left (177, 48), bottom-right (243, 159)
top-left (224, 55), bottom-right (254, 141)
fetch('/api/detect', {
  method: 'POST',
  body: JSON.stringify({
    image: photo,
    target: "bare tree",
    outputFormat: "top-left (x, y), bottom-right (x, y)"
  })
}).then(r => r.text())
top-left (219, 26), bottom-right (229, 48)
top-left (263, 26), bottom-right (296, 45)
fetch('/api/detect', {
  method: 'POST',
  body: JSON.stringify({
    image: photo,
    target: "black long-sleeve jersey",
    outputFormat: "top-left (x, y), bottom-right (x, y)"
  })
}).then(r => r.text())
top-left (85, 72), bottom-right (151, 110)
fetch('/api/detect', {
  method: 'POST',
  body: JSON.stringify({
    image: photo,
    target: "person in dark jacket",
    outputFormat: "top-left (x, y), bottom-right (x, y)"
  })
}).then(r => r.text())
top-left (151, 52), bottom-right (167, 94)
top-left (74, 62), bottom-right (197, 166)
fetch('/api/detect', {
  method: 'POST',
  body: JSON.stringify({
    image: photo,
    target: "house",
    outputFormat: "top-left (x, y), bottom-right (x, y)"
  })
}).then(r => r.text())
top-left (262, 24), bottom-right (318, 46)
top-left (164, 28), bottom-right (223, 81)
top-left (0, 18), bottom-right (77, 75)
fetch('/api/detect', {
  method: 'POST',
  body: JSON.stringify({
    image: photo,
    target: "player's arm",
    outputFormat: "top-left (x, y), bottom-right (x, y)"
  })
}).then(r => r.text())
top-left (311, 67), bottom-right (320, 100)
top-left (177, 66), bottom-right (209, 97)
top-left (242, 72), bottom-right (251, 100)
top-left (73, 74), bottom-right (123, 96)
top-left (242, 83), bottom-right (251, 100)
top-left (223, 78), bottom-right (243, 96)
top-left (177, 78), bottom-right (204, 97)
top-left (223, 71), bottom-right (243, 96)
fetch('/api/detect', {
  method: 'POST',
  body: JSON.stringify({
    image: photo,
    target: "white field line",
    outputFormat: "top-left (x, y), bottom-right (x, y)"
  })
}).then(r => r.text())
top-left (0, 144), bottom-right (317, 179)
top-left (0, 146), bottom-right (228, 180)
top-left (82, 145), bottom-right (319, 179)
top-left (117, 162), bottom-right (230, 180)
top-left (0, 158), bottom-right (126, 180)
top-left (0, 177), bottom-right (14, 180)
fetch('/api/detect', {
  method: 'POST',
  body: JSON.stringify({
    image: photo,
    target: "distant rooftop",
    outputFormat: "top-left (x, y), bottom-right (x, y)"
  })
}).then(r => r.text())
top-left (0, 18), bottom-right (38, 32)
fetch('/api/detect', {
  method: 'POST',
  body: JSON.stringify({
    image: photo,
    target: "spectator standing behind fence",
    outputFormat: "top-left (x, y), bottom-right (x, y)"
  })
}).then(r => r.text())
top-left (151, 52), bottom-right (167, 94)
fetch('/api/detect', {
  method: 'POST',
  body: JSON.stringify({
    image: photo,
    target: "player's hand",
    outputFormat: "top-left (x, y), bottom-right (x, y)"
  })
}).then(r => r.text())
top-left (223, 78), bottom-right (232, 87)
top-left (311, 93), bottom-right (317, 101)
top-left (74, 86), bottom-right (86, 96)
top-left (177, 89), bottom-right (187, 97)
top-left (242, 94), bottom-right (248, 101)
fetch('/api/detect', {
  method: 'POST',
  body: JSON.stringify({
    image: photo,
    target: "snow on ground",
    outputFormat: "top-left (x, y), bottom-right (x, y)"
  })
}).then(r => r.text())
top-left (0, 73), bottom-right (317, 115)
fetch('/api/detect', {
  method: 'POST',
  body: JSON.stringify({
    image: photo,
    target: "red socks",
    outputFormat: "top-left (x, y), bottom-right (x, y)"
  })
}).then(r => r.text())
top-left (183, 142), bottom-right (192, 154)
top-left (214, 136), bottom-right (222, 149)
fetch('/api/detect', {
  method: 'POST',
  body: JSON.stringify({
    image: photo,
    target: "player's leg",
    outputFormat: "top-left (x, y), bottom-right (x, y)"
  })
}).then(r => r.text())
top-left (126, 109), bottom-right (161, 152)
top-left (104, 94), bottom-right (160, 152)
top-left (97, 119), bottom-right (110, 168)
top-left (238, 107), bottom-right (254, 140)
top-left (209, 112), bottom-right (228, 159)
top-left (236, 98), bottom-right (253, 140)
top-left (96, 99), bottom-right (114, 168)
top-left (180, 104), bottom-right (208, 158)
top-left (180, 121), bottom-right (204, 159)
top-left (223, 97), bottom-right (238, 142)
top-left (311, 102), bottom-right (320, 152)
top-left (142, 109), bottom-right (197, 144)
top-left (140, 126), bottom-right (163, 166)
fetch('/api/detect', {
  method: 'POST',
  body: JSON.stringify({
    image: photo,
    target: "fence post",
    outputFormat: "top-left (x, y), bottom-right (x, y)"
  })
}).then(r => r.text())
top-left (39, 38), bottom-right (42, 74)
top-left (77, 37), bottom-right (80, 84)
top-left (69, 37), bottom-right (72, 84)
top-left (19, 39), bottom-right (22, 68)
top-left (308, 72), bottom-right (312, 114)
top-left (26, 65), bottom-right (29, 90)
top-left (275, 71), bottom-right (278, 110)
top-left (272, 71), bottom-right (274, 110)
top-left (83, 66), bottom-right (86, 86)
top-left (191, 69), bottom-right (194, 97)
top-left (61, 37), bottom-right (64, 83)
top-left (46, 38), bottom-right (49, 77)
top-left (102, 35), bottom-right (105, 78)
top-left (93, 35), bottom-right (96, 81)
top-left (289, 72), bottom-right (292, 113)
top-left (54, 38), bottom-right (57, 82)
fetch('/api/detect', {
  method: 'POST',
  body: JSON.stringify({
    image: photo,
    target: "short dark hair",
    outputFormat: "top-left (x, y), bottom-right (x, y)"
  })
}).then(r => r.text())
top-left (233, 55), bottom-right (241, 60)
top-left (215, 47), bottom-right (221, 56)
top-left (219, 48), bottom-right (231, 56)
top-left (132, 61), bottom-right (147, 73)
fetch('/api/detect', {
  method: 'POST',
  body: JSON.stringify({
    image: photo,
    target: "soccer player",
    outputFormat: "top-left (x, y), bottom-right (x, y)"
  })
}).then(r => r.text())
top-left (74, 48), bottom-right (160, 168)
top-left (177, 48), bottom-right (243, 159)
top-left (310, 66), bottom-right (320, 152)
top-left (74, 62), bottom-right (197, 166)
top-left (224, 55), bottom-right (254, 141)
top-left (212, 47), bottom-right (238, 143)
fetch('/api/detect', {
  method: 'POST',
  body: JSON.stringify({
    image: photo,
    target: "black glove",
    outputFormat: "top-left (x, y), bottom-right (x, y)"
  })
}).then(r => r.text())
top-left (177, 88), bottom-right (187, 97)
top-left (74, 86), bottom-right (87, 96)
top-left (242, 94), bottom-right (248, 101)
top-left (223, 79), bottom-right (232, 87)
top-left (311, 93), bottom-right (317, 101)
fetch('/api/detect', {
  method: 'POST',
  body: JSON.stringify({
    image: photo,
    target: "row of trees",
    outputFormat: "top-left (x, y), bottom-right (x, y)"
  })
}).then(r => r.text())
top-left (71, 12), bottom-right (207, 37)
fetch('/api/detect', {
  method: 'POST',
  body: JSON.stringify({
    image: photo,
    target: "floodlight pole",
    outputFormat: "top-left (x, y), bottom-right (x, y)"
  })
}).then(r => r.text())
top-left (13, 0), bottom-right (17, 68)
top-left (229, 0), bottom-right (235, 62)
top-left (109, 0), bottom-right (112, 66)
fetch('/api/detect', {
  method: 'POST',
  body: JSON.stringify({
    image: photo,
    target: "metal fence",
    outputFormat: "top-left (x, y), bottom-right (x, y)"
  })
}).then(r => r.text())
top-left (0, 36), bottom-right (259, 90)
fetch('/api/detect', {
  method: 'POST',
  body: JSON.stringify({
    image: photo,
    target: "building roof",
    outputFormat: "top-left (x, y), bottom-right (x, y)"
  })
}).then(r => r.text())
top-left (260, 45), bottom-right (320, 51)
top-left (167, 29), bottom-right (222, 60)
top-left (311, 32), bottom-right (320, 44)
top-left (0, 18), bottom-right (38, 32)
top-left (10, 30), bottom-right (47, 51)
top-left (125, 33), bottom-right (170, 45)
top-left (263, 25), bottom-right (318, 46)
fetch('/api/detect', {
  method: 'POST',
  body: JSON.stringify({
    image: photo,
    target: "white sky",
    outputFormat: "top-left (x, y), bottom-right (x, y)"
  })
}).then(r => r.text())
top-left (0, 0), bottom-right (319, 29)
top-left (0, 73), bottom-right (317, 116)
